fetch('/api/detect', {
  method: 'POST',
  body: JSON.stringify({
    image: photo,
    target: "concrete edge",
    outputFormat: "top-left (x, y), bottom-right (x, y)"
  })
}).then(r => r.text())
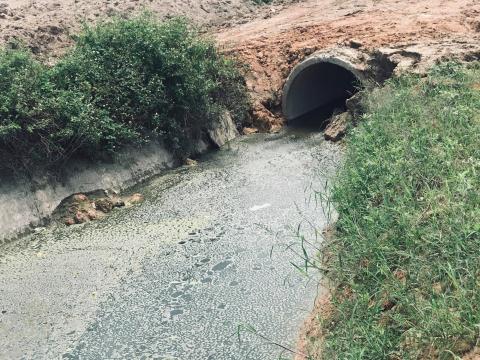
top-left (281, 47), bottom-right (367, 119)
top-left (0, 112), bottom-right (239, 245)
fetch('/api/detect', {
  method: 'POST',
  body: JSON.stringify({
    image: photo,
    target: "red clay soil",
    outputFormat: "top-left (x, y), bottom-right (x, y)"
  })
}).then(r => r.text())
top-left (294, 292), bottom-right (333, 360)
top-left (216, 0), bottom-right (480, 130)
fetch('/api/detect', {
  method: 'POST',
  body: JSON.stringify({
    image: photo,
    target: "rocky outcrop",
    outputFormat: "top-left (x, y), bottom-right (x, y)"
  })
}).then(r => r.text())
top-left (207, 111), bottom-right (239, 148)
top-left (324, 112), bottom-right (351, 142)
top-left (60, 192), bottom-right (141, 226)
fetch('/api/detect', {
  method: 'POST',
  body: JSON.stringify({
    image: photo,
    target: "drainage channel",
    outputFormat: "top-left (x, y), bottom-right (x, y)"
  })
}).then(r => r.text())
top-left (0, 128), bottom-right (342, 359)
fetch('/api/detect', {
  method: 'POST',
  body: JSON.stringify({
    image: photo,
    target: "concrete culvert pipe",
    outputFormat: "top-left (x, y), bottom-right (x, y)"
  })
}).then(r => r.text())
top-left (282, 53), bottom-right (364, 123)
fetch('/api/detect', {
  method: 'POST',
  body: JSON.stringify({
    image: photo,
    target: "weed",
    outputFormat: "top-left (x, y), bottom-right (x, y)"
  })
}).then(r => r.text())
top-left (315, 62), bottom-right (480, 359)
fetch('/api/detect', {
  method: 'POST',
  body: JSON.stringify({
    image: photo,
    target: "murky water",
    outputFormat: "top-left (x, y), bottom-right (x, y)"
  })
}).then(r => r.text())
top-left (0, 129), bottom-right (342, 359)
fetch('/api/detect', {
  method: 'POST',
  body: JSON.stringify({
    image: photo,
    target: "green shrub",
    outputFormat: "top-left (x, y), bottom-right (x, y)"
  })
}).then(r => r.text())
top-left (0, 49), bottom-right (113, 171)
top-left (0, 16), bottom-right (250, 174)
top-left (318, 63), bottom-right (480, 359)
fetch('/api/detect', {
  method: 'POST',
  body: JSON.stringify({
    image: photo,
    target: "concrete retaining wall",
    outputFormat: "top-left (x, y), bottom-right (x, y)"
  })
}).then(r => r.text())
top-left (0, 141), bottom-right (176, 243)
top-left (0, 113), bottom-right (239, 244)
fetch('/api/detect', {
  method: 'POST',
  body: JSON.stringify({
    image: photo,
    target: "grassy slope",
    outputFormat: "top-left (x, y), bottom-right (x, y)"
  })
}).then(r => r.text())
top-left (317, 63), bottom-right (480, 359)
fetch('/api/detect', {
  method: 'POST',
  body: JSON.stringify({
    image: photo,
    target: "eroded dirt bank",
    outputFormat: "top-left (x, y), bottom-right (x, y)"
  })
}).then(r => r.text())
top-left (216, 0), bottom-right (480, 129)
top-left (1, 0), bottom-right (478, 130)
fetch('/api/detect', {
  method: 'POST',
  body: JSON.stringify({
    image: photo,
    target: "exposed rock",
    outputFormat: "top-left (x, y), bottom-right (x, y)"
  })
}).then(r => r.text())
top-left (86, 209), bottom-right (98, 220)
top-left (324, 112), bottom-right (351, 142)
top-left (73, 193), bottom-right (88, 202)
top-left (345, 92), bottom-right (364, 120)
top-left (270, 124), bottom-right (282, 133)
top-left (128, 193), bottom-right (144, 204)
top-left (112, 198), bottom-right (125, 208)
top-left (348, 39), bottom-right (363, 49)
top-left (208, 111), bottom-right (239, 148)
top-left (252, 104), bottom-right (281, 131)
top-left (60, 193), bottom-right (128, 226)
top-left (74, 211), bottom-right (89, 224)
top-left (94, 198), bottom-right (114, 213)
top-left (185, 158), bottom-right (198, 166)
top-left (242, 127), bottom-right (259, 135)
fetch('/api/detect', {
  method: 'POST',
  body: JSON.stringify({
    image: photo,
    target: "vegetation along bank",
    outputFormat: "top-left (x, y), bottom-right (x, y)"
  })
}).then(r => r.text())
top-left (302, 62), bottom-right (480, 359)
top-left (0, 15), bottom-right (250, 176)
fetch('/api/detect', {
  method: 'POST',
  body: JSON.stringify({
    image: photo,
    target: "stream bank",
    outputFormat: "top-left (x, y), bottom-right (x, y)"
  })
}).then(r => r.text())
top-left (0, 112), bottom-right (239, 245)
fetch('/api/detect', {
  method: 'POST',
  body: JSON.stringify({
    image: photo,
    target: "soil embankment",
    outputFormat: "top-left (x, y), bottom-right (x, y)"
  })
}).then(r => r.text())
top-left (0, 0), bottom-right (294, 59)
top-left (216, 0), bottom-right (480, 129)
top-left (1, 0), bottom-right (478, 130)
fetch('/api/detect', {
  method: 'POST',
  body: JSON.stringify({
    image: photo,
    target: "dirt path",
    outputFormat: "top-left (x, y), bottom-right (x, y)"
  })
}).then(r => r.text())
top-left (216, 0), bottom-right (480, 129)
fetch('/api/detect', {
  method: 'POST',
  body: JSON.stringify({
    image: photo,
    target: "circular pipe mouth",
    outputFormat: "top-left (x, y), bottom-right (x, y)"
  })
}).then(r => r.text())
top-left (282, 55), bottom-right (363, 122)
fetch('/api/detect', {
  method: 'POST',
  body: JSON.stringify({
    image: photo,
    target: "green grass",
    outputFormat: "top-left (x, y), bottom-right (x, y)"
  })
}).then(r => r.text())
top-left (0, 16), bottom-right (250, 174)
top-left (315, 62), bottom-right (480, 359)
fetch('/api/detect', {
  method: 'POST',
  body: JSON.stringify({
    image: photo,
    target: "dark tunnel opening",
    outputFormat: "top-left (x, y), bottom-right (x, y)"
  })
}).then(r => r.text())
top-left (283, 61), bottom-right (360, 130)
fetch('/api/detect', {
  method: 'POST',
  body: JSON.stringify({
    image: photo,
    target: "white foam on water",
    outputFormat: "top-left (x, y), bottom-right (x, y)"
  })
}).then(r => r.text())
top-left (249, 203), bottom-right (272, 212)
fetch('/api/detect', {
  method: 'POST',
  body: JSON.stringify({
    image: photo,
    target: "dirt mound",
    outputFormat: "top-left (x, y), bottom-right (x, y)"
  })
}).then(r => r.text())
top-left (0, 0), bottom-right (294, 59)
top-left (217, 0), bottom-right (480, 129)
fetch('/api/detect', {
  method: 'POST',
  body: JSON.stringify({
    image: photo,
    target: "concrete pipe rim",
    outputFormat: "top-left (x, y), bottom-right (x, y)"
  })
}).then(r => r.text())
top-left (282, 54), bottom-right (365, 121)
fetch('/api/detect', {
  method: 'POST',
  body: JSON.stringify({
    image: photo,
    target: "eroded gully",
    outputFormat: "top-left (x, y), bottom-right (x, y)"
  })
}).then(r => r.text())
top-left (0, 128), bottom-right (342, 359)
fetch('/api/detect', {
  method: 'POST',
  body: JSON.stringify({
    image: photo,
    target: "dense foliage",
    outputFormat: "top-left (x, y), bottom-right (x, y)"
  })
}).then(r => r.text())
top-left (0, 16), bottom-right (250, 173)
top-left (317, 63), bottom-right (480, 359)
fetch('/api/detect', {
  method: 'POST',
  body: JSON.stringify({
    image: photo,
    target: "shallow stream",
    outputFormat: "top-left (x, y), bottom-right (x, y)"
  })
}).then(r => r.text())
top-left (0, 129), bottom-right (342, 359)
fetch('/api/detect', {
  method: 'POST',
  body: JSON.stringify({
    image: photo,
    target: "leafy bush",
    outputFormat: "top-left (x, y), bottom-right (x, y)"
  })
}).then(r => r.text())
top-left (317, 63), bottom-right (480, 359)
top-left (0, 16), bottom-right (250, 174)
top-left (0, 49), bottom-right (108, 171)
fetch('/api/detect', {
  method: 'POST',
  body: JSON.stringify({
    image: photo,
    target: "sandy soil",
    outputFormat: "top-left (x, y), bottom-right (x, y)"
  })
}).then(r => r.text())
top-left (463, 348), bottom-right (480, 360)
top-left (217, 0), bottom-right (480, 129)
